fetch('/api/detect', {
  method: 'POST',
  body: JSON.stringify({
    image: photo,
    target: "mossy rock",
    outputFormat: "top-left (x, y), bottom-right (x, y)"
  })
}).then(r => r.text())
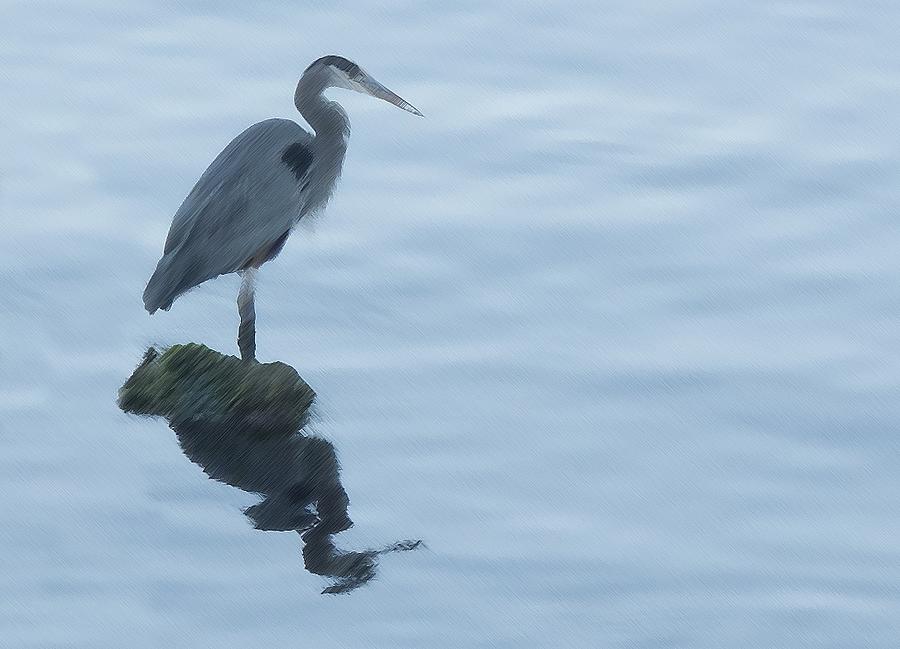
top-left (119, 344), bottom-right (315, 435)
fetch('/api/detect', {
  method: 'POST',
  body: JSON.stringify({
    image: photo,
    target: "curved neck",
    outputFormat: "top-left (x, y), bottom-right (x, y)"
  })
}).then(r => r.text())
top-left (294, 75), bottom-right (351, 139)
top-left (293, 72), bottom-right (351, 211)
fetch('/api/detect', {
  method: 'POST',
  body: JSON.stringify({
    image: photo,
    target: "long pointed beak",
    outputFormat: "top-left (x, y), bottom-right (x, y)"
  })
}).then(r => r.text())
top-left (359, 76), bottom-right (423, 117)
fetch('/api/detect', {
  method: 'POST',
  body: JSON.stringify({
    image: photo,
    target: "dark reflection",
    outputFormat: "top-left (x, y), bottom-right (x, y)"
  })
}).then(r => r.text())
top-left (119, 344), bottom-right (421, 594)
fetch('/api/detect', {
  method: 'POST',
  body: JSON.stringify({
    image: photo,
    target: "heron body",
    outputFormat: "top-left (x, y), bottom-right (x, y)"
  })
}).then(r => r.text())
top-left (143, 55), bottom-right (421, 360)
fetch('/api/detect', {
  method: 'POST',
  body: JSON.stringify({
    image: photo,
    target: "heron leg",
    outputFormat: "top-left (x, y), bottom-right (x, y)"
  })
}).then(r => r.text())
top-left (238, 268), bottom-right (257, 362)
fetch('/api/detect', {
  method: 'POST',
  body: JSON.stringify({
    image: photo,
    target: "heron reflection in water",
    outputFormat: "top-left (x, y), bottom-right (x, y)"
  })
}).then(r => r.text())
top-left (178, 419), bottom-right (420, 594)
top-left (119, 346), bottom-right (421, 594)
top-left (143, 55), bottom-right (422, 361)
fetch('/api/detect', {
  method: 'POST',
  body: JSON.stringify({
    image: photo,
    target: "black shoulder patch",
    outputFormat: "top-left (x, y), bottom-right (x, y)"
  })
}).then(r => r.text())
top-left (281, 142), bottom-right (313, 181)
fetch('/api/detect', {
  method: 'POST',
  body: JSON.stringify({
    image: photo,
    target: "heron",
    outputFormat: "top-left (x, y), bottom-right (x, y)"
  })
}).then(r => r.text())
top-left (143, 55), bottom-right (422, 361)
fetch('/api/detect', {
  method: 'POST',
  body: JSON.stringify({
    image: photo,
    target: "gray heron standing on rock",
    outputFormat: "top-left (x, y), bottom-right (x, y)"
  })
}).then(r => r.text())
top-left (143, 55), bottom-right (422, 361)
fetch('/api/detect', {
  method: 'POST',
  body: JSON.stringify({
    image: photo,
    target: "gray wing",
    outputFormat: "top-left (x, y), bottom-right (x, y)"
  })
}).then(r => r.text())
top-left (144, 118), bottom-right (313, 313)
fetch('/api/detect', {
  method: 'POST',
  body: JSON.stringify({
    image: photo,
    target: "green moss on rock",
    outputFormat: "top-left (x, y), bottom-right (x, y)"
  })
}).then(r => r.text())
top-left (119, 344), bottom-right (315, 435)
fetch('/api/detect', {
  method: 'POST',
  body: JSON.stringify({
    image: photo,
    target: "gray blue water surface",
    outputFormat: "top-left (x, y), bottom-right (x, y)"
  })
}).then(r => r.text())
top-left (2, 1), bottom-right (900, 647)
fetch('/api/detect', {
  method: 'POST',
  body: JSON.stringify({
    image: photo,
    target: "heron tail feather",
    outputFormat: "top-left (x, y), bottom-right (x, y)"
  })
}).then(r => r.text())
top-left (143, 254), bottom-right (182, 314)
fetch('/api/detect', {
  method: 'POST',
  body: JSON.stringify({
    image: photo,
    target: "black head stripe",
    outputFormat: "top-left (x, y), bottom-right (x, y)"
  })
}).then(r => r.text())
top-left (307, 55), bottom-right (361, 79)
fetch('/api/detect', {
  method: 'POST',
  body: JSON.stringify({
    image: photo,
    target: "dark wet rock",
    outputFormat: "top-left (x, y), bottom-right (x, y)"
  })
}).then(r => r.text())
top-left (119, 344), bottom-right (314, 435)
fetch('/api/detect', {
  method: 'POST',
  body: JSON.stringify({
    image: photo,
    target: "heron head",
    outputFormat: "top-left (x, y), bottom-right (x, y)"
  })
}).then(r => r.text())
top-left (302, 55), bottom-right (423, 117)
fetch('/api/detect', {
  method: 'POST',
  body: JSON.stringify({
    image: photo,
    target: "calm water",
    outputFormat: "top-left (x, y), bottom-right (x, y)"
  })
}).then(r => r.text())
top-left (3, 1), bottom-right (900, 647)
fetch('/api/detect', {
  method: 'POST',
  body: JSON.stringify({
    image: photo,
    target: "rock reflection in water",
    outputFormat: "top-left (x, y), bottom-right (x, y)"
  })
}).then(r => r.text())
top-left (119, 344), bottom-right (421, 594)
